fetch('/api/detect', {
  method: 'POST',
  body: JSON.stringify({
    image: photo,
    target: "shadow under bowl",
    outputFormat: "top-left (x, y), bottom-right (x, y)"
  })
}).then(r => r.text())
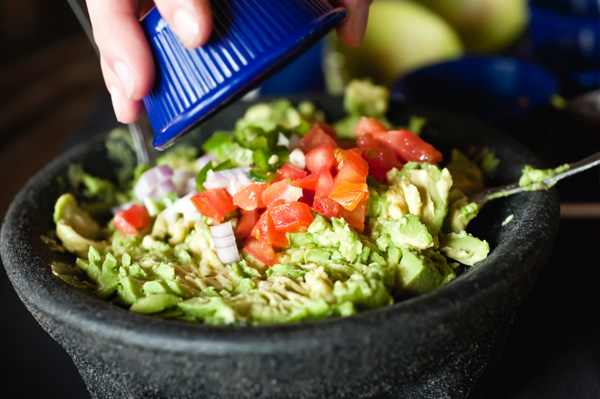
top-left (1, 95), bottom-right (559, 399)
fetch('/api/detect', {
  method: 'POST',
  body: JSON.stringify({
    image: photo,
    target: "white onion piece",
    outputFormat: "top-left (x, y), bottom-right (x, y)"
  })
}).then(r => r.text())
top-left (197, 153), bottom-right (218, 169)
top-left (288, 133), bottom-right (301, 151)
top-left (289, 148), bottom-right (306, 169)
top-left (277, 132), bottom-right (290, 147)
top-left (203, 166), bottom-right (252, 196)
top-left (134, 164), bottom-right (174, 200)
top-left (213, 234), bottom-right (236, 249)
top-left (210, 222), bottom-right (240, 264)
top-left (215, 245), bottom-right (241, 264)
top-left (210, 222), bottom-right (235, 238)
top-left (161, 193), bottom-right (202, 224)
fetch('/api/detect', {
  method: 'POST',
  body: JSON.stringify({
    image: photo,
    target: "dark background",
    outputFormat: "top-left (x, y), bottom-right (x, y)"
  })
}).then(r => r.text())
top-left (1, 1), bottom-right (598, 398)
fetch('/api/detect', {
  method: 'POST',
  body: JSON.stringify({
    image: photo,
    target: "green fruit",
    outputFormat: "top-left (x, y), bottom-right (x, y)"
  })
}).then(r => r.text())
top-left (414, 0), bottom-right (529, 53)
top-left (327, 0), bottom-right (463, 90)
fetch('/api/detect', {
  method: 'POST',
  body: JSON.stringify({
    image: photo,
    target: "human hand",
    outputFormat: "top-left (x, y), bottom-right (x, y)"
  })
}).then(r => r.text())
top-left (87, 0), bottom-right (372, 124)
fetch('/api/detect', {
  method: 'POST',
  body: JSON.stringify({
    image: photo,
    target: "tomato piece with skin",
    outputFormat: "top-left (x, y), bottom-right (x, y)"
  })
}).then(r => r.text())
top-left (357, 132), bottom-right (403, 180)
top-left (372, 129), bottom-right (443, 164)
top-left (339, 198), bottom-right (367, 232)
top-left (269, 201), bottom-right (314, 233)
top-left (354, 116), bottom-right (387, 137)
top-left (312, 193), bottom-right (341, 219)
top-left (252, 210), bottom-right (290, 248)
top-left (299, 123), bottom-right (338, 153)
top-left (261, 179), bottom-right (303, 208)
top-left (235, 209), bottom-right (260, 239)
top-left (191, 188), bottom-right (236, 223)
top-left (305, 145), bottom-right (336, 175)
top-left (233, 183), bottom-right (267, 211)
top-left (290, 173), bottom-right (319, 190)
top-left (334, 148), bottom-right (369, 179)
top-left (114, 204), bottom-right (151, 235)
top-left (311, 170), bottom-right (341, 218)
top-left (276, 163), bottom-right (307, 181)
top-left (243, 237), bottom-right (278, 266)
top-left (328, 181), bottom-right (369, 211)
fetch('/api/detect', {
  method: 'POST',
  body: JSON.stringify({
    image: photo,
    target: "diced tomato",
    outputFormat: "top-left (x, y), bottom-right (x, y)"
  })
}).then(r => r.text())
top-left (335, 148), bottom-right (369, 177)
top-left (338, 140), bottom-right (358, 149)
top-left (328, 181), bottom-right (369, 211)
top-left (243, 237), bottom-right (278, 266)
top-left (354, 116), bottom-right (387, 137)
top-left (299, 123), bottom-right (337, 153)
top-left (315, 121), bottom-right (339, 141)
top-left (252, 210), bottom-right (289, 248)
top-left (233, 183), bottom-right (267, 211)
top-left (235, 209), bottom-right (260, 239)
top-left (357, 132), bottom-right (403, 180)
top-left (276, 163), bottom-right (307, 181)
top-left (305, 145), bottom-right (336, 174)
top-left (312, 193), bottom-right (341, 219)
top-left (270, 201), bottom-right (314, 233)
top-left (290, 173), bottom-right (319, 190)
top-left (113, 204), bottom-right (151, 235)
top-left (261, 179), bottom-right (302, 208)
top-left (191, 188), bottom-right (236, 223)
top-left (339, 198), bottom-right (367, 232)
top-left (372, 129), bottom-right (443, 164)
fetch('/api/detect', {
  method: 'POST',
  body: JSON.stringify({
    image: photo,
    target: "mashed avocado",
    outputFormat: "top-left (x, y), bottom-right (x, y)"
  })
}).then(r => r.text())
top-left (51, 81), bottom-right (491, 325)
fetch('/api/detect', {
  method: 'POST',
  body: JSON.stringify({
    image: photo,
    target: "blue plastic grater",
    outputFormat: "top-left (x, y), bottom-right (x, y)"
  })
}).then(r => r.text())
top-left (141, 0), bottom-right (346, 150)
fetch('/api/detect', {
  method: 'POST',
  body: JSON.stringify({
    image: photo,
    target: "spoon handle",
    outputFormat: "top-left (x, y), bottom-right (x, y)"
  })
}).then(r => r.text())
top-left (472, 151), bottom-right (600, 204)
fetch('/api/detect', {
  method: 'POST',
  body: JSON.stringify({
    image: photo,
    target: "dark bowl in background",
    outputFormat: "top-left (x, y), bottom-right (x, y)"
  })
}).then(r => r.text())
top-left (1, 96), bottom-right (559, 399)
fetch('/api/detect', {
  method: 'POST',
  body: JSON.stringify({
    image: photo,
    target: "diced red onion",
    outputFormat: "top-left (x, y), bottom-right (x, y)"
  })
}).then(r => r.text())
top-left (134, 164), bottom-right (174, 200)
top-left (172, 169), bottom-right (197, 196)
top-left (203, 166), bottom-right (252, 196)
top-left (149, 178), bottom-right (177, 200)
top-left (210, 222), bottom-right (240, 264)
top-left (197, 153), bottom-right (218, 169)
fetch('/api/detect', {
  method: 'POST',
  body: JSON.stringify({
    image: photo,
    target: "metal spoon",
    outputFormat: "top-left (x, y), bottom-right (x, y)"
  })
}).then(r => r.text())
top-left (469, 152), bottom-right (600, 205)
top-left (66, 0), bottom-right (155, 166)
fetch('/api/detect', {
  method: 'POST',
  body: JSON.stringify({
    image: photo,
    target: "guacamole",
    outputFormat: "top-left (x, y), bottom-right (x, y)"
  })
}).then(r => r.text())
top-left (52, 80), bottom-right (490, 325)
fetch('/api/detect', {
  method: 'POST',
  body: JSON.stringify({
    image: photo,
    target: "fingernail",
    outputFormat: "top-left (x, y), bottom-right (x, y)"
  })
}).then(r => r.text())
top-left (109, 86), bottom-right (123, 122)
top-left (353, 3), bottom-right (370, 46)
top-left (173, 8), bottom-right (201, 48)
top-left (113, 61), bottom-right (134, 99)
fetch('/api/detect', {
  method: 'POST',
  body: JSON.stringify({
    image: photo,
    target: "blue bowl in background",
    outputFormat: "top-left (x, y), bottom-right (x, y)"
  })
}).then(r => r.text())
top-left (530, 0), bottom-right (600, 16)
top-left (392, 55), bottom-right (559, 126)
top-left (141, 0), bottom-right (345, 150)
top-left (527, 2), bottom-right (600, 91)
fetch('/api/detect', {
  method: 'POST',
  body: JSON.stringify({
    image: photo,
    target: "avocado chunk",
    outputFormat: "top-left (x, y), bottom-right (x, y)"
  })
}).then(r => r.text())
top-left (385, 162), bottom-right (453, 236)
top-left (54, 193), bottom-right (107, 258)
top-left (439, 232), bottom-right (490, 266)
top-left (396, 248), bottom-right (456, 296)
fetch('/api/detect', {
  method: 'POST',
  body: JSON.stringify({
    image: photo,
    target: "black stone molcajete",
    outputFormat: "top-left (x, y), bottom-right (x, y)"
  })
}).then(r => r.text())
top-left (1, 96), bottom-right (559, 399)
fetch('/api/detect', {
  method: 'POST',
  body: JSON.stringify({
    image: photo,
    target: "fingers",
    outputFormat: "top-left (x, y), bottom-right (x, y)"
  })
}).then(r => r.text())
top-left (100, 57), bottom-right (145, 123)
top-left (332, 0), bottom-right (372, 47)
top-left (154, 0), bottom-right (213, 49)
top-left (87, 0), bottom-right (155, 122)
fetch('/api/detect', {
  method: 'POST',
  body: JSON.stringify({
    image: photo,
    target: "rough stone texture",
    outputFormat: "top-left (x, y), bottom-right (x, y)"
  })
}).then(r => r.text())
top-left (1, 97), bottom-right (559, 399)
